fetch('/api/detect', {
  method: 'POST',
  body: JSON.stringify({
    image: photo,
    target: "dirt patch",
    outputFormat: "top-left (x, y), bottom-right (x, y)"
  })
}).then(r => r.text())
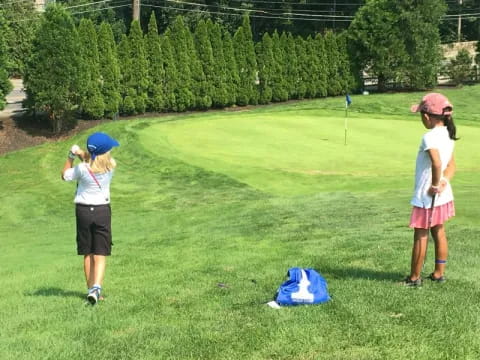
top-left (0, 109), bottom-right (111, 156)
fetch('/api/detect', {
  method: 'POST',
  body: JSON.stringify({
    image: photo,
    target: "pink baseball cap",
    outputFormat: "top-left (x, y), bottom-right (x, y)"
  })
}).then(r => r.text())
top-left (410, 93), bottom-right (453, 116)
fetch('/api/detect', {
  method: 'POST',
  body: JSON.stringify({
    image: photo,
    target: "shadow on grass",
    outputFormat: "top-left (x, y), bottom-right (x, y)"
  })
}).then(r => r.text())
top-left (319, 265), bottom-right (404, 282)
top-left (25, 287), bottom-right (85, 299)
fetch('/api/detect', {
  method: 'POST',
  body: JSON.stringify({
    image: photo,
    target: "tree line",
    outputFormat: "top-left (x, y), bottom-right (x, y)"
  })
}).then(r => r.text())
top-left (23, 5), bottom-right (354, 133)
top-left (1, 1), bottom-right (476, 128)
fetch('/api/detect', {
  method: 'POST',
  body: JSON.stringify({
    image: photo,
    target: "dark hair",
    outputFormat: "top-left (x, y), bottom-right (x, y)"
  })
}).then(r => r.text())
top-left (427, 112), bottom-right (459, 141)
top-left (444, 114), bottom-right (459, 141)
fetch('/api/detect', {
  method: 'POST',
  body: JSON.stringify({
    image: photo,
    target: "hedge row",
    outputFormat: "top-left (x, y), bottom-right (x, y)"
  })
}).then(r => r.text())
top-left (24, 6), bottom-right (354, 132)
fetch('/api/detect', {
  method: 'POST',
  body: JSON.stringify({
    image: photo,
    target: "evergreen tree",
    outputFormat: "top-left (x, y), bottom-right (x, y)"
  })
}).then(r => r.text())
top-left (206, 19), bottom-right (228, 108)
top-left (0, 11), bottom-right (11, 110)
top-left (161, 30), bottom-right (179, 111)
top-left (335, 32), bottom-right (355, 94)
top-left (271, 30), bottom-right (288, 102)
top-left (241, 15), bottom-right (259, 105)
top-left (283, 32), bottom-right (298, 100)
top-left (128, 20), bottom-right (149, 114)
top-left (304, 35), bottom-right (319, 98)
top-left (117, 34), bottom-right (135, 115)
top-left (146, 12), bottom-right (165, 112)
top-left (223, 30), bottom-right (239, 106)
top-left (324, 31), bottom-right (343, 96)
top-left (233, 16), bottom-right (258, 106)
top-left (78, 18), bottom-right (105, 119)
top-left (97, 22), bottom-right (121, 118)
top-left (169, 16), bottom-right (194, 111)
top-left (446, 49), bottom-right (473, 86)
top-left (3, 1), bottom-right (39, 76)
top-left (24, 5), bottom-right (81, 133)
top-left (295, 36), bottom-right (308, 100)
top-left (190, 20), bottom-right (212, 109)
top-left (255, 32), bottom-right (274, 104)
top-left (313, 33), bottom-right (327, 97)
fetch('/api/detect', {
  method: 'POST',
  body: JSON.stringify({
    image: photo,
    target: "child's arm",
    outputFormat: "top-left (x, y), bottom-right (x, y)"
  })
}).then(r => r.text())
top-left (427, 148), bottom-right (442, 194)
top-left (438, 155), bottom-right (456, 193)
top-left (443, 155), bottom-right (456, 181)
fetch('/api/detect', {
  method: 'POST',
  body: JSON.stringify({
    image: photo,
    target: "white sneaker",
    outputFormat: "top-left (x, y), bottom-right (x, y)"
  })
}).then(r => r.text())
top-left (87, 287), bottom-right (101, 305)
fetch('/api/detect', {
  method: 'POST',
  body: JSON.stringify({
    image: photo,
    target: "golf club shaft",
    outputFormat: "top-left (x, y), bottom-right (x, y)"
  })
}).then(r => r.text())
top-left (423, 193), bottom-right (437, 271)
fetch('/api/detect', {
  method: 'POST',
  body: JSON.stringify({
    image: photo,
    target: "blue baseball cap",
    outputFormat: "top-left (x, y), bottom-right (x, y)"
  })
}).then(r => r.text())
top-left (87, 132), bottom-right (119, 160)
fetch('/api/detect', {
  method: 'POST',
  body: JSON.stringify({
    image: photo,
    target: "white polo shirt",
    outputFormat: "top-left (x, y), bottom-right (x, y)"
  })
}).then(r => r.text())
top-left (63, 162), bottom-right (114, 205)
top-left (411, 126), bottom-right (454, 209)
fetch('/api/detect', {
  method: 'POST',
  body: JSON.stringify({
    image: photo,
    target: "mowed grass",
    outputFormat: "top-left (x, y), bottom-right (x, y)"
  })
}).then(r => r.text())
top-left (1, 86), bottom-right (480, 359)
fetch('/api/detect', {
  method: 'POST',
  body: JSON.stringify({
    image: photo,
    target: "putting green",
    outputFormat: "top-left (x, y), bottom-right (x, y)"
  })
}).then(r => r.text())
top-left (139, 110), bottom-right (480, 195)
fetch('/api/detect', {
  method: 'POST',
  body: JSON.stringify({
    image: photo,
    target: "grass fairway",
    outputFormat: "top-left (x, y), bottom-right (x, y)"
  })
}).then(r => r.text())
top-left (2, 86), bottom-right (480, 359)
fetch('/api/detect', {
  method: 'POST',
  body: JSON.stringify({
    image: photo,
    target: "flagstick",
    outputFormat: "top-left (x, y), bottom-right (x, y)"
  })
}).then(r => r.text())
top-left (344, 100), bottom-right (348, 146)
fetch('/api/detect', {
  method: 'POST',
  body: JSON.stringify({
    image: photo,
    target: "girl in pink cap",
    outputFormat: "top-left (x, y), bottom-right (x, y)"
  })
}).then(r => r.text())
top-left (405, 93), bottom-right (458, 286)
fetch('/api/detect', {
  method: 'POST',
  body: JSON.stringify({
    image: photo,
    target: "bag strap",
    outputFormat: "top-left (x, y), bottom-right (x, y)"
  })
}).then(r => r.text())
top-left (86, 165), bottom-right (103, 191)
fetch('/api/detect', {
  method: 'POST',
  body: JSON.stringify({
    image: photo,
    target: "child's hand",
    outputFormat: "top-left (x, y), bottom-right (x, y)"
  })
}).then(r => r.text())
top-left (438, 178), bottom-right (449, 193)
top-left (70, 144), bottom-right (80, 154)
top-left (428, 178), bottom-right (448, 196)
top-left (428, 185), bottom-right (440, 196)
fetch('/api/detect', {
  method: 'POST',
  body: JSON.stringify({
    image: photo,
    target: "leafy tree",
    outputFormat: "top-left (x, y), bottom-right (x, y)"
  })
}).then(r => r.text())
top-left (349, 0), bottom-right (446, 91)
top-left (146, 12), bottom-right (165, 112)
top-left (223, 30), bottom-right (239, 106)
top-left (206, 20), bottom-right (229, 108)
top-left (24, 5), bottom-right (81, 133)
top-left (399, 0), bottom-right (447, 89)
top-left (255, 32), bottom-right (274, 104)
top-left (97, 22), bottom-right (121, 118)
top-left (445, 49), bottom-right (473, 86)
top-left (2, 1), bottom-right (39, 76)
top-left (78, 18), bottom-right (105, 119)
top-left (348, 0), bottom-right (408, 92)
top-left (271, 31), bottom-right (288, 102)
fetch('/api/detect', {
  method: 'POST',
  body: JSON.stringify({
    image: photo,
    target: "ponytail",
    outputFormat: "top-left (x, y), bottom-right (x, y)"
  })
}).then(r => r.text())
top-left (444, 114), bottom-right (459, 141)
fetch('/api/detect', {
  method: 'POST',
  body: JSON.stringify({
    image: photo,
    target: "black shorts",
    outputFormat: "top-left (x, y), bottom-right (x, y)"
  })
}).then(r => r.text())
top-left (75, 204), bottom-right (112, 256)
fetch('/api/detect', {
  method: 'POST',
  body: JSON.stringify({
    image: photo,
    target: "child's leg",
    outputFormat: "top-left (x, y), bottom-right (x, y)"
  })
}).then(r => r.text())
top-left (92, 255), bottom-right (106, 287)
top-left (84, 254), bottom-right (95, 289)
top-left (431, 224), bottom-right (448, 278)
top-left (410, 228), bottom-right (429, 280)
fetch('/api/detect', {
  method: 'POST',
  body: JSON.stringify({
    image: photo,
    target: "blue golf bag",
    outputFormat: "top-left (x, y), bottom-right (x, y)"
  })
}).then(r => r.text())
top-left (276, 267), bottom-right (331, 305)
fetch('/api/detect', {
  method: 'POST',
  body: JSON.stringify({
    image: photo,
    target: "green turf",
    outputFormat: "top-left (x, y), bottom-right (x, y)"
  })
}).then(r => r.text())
top-left (1, 86), bottom-right (480, 359)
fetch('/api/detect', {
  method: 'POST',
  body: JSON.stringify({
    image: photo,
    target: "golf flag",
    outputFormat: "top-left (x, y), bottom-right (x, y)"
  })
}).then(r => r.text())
top-left (344, 94), bottom-right (351, 145)
top-left (346, 94), bottom-right (352, 107)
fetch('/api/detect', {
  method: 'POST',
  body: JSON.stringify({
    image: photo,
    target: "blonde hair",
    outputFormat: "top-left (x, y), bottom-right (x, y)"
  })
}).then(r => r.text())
top-left (85, 151), bottom-right (117, 174)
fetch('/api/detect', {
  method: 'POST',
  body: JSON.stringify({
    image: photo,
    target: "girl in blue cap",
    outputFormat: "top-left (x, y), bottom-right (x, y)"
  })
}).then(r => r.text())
top-left (62, 132), bottom-right (119, 304)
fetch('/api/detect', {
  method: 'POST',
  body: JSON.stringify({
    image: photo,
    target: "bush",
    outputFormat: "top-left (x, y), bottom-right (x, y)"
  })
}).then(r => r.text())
top-left (445, 49), bottom-right (473, 86)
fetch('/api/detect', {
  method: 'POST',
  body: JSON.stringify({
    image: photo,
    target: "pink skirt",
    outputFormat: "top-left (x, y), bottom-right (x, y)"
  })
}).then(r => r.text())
top-left (409, 201), bottom-right (455, 229)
